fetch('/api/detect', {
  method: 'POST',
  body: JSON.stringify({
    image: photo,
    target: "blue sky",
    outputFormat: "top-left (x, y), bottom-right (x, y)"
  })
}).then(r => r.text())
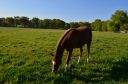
top-left (0, 0), bottom-right (128, 22)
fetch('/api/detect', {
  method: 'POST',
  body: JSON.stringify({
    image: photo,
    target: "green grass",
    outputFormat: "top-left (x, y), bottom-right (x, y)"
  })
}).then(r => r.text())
top-left (0, 28), bottom-right (128, 84)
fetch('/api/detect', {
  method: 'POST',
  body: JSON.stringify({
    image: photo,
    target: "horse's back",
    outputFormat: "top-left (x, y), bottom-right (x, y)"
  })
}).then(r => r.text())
top-left (73, 27), bottom-right (92, 42)
top-left (65, 27), bottom-right (92, 48)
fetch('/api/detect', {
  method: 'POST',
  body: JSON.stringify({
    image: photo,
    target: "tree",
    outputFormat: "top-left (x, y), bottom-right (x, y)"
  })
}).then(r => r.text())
top-left (70, 22), bottom-right (79, 28)
top-left (64, 23), bottom-right (70, 29)
top-left (5, 17), bottom-right (15, 27)
top-left (19, 16), bottom-right (29, 27)
top-left (40, 19), bottom-right (65, 29)
top-left (79, 22), bottom-right (91, 27)
top-left (39, 20), bottom-right (44, 28)
top-left (91, 19), bottom-right (102, 31)
top-left (102, 21), bottom-right (108, 31)
top-left (110, 10), bottom-right (128, 32)
top-left (31, 17), bottom-right (40, 28)
top-left (52, 19), bottom-right (65, 29)
top-left (41, 19), bottom-right (52, 28)
top-left (0, 18), bottom-right (5, 26)
top-left (120, 24), bottom-right (128, 33)
top-left (14, 16), bottom-right (21, 27)
top-left (107, 21), bottom-right (115, 31)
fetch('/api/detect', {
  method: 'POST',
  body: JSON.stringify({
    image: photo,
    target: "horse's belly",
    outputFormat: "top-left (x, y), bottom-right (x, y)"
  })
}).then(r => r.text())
top-left (70, 41), bottom-right (86, 48)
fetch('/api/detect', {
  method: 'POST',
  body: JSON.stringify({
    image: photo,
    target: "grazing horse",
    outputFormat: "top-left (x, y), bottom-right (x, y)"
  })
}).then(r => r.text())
top-left (51, 26), bottom-right (92, 73)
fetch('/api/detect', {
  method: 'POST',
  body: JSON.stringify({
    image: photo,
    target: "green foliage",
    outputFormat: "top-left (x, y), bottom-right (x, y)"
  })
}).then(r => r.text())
top-left (120, 24), bottom-right (128, 33)
top-left (19, 16), bottom-right (29, 27)
top-left (110, 10), bottom-right (128, 32)
top-left (39, 19), bottom-right (65, 29)
top-left (79, 22), bottom-right (91, 27)
top-left (102, 21), bottom-right (108, 31)
top-left (107, 21), bottom-right (114, 31)
top-left (16, 25), bottom-right (24, 28)
top-left (70, 22), bottom-right (91, 28)
top-left (41, 19), bottom-right (53, 28)
top-left (0, 18), bottom-right (5, 26)
top-left (0, 28), bottom-right (128, 84)
top-left (5, 17), bottom-right (15, 27)
top-left (0, 17), bottom-right (65, 29)
top-left (91, 19), bottom-right (102, 31)
top-left (70, 22), bottom-right (79, 28)
top-left (14, 16), bottom-right (21, 26)
top-left (91, 10), bottom-right (128, 32)
top-left (52, 19), bottom-right (65, 29)
top-left (31, 17), bottom-right (40, 28)
top-left (111, 10), bottom-right (128, 24)
top-left (64, 23), bottom-right (70, 29)
top-left (0, 10), bottom-right (128, 32)
top-left (120, 24), bottom-right (128, 31)
top-left (0, 18), bottom-right (6, 27)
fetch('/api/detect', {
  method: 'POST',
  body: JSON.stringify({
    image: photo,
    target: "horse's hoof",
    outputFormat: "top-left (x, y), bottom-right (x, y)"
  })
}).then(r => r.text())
top-left (87, 61), bottom-right (89, 64)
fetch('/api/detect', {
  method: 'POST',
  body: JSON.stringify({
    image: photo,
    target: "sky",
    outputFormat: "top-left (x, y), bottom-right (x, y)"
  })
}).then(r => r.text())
top-left (0, 0), bottom-right (128, 22)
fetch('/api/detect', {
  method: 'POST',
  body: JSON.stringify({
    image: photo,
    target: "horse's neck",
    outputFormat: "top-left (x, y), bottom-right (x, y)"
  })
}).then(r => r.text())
top-left (55, 46), bottom-right (65, 60)
top-left (55, 29), bottom-right (68, 61)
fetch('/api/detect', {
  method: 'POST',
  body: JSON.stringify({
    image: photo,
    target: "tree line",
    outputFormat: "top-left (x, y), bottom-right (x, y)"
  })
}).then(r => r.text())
top-left (0, 17), bottom-right (66, 29)
top-left (0, 10), bottom-right (128, 32)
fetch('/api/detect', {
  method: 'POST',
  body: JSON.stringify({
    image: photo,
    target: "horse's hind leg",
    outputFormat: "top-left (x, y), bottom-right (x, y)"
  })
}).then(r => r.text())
top-left (87, 42), bottom-right (91, 64)
top-left (77, 47), bottom-right (83, 64)
top-left (65, 49), bottom-right (73, 72)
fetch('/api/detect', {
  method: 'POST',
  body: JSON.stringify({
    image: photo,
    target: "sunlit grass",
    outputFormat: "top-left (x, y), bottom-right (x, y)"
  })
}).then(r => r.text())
top-left (0, 28), bottom-right (128, 84)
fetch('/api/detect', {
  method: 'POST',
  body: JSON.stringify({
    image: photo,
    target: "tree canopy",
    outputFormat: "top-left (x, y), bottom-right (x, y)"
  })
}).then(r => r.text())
top-left (0, 10), bottom-right (128, 32)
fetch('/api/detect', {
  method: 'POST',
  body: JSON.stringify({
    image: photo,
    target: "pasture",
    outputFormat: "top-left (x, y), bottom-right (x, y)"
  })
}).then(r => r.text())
top-left (0, 28), bottom-right (128, 84)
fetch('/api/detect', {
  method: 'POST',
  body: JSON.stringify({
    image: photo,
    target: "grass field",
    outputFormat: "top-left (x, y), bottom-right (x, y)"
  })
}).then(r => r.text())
top-left (0, 28), bottom-right (128, 84)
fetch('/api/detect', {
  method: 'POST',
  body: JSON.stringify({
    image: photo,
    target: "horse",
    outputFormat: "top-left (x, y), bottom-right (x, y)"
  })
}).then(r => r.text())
top-left (51, 26), bottom-right (92, 73)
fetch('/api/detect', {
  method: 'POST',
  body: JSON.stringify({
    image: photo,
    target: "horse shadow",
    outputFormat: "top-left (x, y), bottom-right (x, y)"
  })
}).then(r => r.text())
top-left (53, 57), bottom-right (128, 84)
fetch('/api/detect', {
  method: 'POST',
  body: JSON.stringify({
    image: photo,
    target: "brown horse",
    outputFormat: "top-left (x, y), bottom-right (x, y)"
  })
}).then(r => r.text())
top-left (51, 26), bottom-right (92, 73)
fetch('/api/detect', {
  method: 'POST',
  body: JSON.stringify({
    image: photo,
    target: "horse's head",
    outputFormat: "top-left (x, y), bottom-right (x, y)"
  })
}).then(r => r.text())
top-left (51, 53), bottom-right (61, 73)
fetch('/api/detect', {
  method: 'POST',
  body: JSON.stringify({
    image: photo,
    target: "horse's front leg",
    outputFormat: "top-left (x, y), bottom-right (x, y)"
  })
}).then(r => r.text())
top-left (65, 49), bottom-right (73, 72)
top-left (77, 47), bottom-right (83, 64)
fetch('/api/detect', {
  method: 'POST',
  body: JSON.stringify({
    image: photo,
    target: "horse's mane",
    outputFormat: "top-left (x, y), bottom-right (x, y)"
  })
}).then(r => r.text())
top-left (56, 28), bottom-right (75, 50)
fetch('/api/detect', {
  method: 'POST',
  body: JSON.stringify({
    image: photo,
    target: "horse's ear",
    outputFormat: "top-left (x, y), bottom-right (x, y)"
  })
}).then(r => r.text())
top-left (50, 53), bottom-right (54, 56)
